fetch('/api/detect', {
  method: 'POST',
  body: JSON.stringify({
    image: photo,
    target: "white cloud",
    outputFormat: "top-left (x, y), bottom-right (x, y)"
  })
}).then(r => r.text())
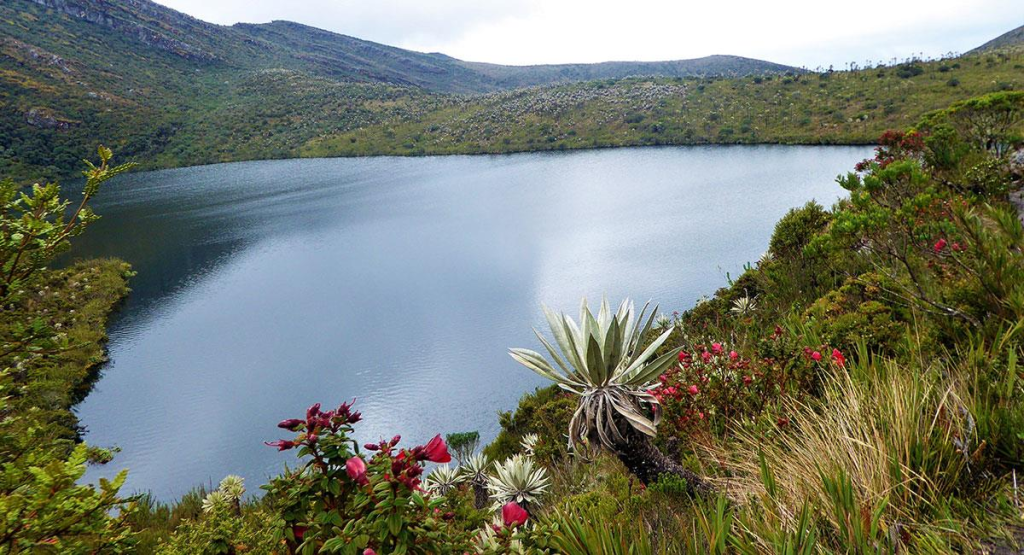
top-left (155, 0), bottom-right (1024, 68)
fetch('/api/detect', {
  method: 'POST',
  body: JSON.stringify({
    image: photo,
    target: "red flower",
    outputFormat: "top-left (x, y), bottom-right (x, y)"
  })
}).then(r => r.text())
top-left (363, 550), bottom-right (377, 555)
top-left (831, 348), bottom-right (846, 368)
top-left (729, 350), bottom-right (739, 360)
top-left (502, 502), bottom-right (529, 528)
top-left (265, 439), bottom-right (296, 451)
top-left (277, 419), bottom-right (304, 431)
top-left (933, 238), bottom-right (947, 252)
top-left (346, 456), bottom-right (369, 485)
top-left (688, 385), bottom-right (700, 395)
top-left (743, 375), bottom-right (753, 385)
top-left (417, 434), bottom-right (451, 463)
top-left (810, 351), bottom-right (822, 362)
top-left (711, 343), bottom-right (723, 354)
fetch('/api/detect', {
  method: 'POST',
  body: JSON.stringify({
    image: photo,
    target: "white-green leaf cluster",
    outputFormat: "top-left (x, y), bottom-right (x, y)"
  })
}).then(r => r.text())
top-left (425, 464), bottom-right (464, 496)
top-left (218, 475), bottom-right (245, 502)
top-left (486, 454), bottom-right (550, 508)
top-left (731, 295), bottom-right (758, 316)
top-left (201, 490), bottom-right (230, 514)
top-left (509, 298), bottom-right (680, 449)
top-left (520, 433), bottom-right (539, 456)
top-left (462, 454), bottom-right (491, 486)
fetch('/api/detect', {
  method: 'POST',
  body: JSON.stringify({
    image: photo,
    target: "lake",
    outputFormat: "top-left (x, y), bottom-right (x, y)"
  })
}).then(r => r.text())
top-left (72, 145), bottom-right (871, 500)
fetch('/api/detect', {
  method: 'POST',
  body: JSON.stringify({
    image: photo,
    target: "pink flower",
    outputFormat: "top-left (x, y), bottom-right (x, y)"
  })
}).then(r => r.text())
top-left (711, 343), bottom-right (723, 354)
top-left (277, 419), bottom-right (304, 431)
top-left (743, 376), bottom-right (753, 385)
top-left (346, 456), bottom-right (369, 485)
top-left (810, 351), bottom-right (822, 362)
top-left (832, 348), bottom-right (846, 368)
top-left (264, 439), bottom-right (296, 451)
top-left (364, 550), bottom-right (377, 555)
top-left (933, 238), bottom-right (947, 252)
top-left (701, 351), bottom-right (712, 363)
top-left (502, 502), bottom-right (529, 528)
top-left (416, 434), bottom-right (451, 463)
top-left (688, 385), bottom-right (700, 395)
top-left (729, 350), bottom-right (738, 360)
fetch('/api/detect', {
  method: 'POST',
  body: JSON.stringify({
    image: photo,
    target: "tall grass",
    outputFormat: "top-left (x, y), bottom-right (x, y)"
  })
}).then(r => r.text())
top-left (712, 350), bottom-right (990, 551)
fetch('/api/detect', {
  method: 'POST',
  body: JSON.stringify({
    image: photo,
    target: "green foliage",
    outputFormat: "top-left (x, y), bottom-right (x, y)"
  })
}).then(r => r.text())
top-left (0, 153), bottom-right (135, 551)
top-left (803, 275), bottom-right (906, 353)
top-left (0, 444), bottom-right (133, 553)
top-left (1, 146), bottom-right (135, 301)
top-left (768, 201), bottom-right (831, 260)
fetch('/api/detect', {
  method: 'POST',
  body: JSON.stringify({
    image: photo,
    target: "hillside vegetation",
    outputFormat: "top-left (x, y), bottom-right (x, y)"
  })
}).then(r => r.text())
top-left (304, 50), bottom-right (1024, 157)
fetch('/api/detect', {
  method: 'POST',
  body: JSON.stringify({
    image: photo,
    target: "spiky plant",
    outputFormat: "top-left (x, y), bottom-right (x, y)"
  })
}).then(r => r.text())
top-left (758, 250), bottom-right (775, 266)
top-left (204, 475), bottom-right (245, 515)
top-left (520, 434), bottom-right (539, 456)
top-left (510, 298), bottom-right (713, 493)
top-left (462, 454), bottom-right (492, 509)
top-left (425, 464), bottom-right (463, 496)
top-left (486, 455), bottom-right (550, 513)
top-left (218, 475), bottom-right (245, 501)
top-left (201, 490), bottom-right (229, 514)
top-left (731, 295), bottom-right (758, 316)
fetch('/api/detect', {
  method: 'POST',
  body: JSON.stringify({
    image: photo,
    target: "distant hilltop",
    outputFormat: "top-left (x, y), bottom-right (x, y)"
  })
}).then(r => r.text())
top-left (970, 23), bottom-right (1024, 53)
top-left (19, 0), bottom-right (802, 94)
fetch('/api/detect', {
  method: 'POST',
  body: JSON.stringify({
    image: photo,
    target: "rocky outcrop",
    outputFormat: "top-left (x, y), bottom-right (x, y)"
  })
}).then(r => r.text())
top-left (1, 38), bottom-right (75, 75)
top-left (25, 108), bottom-right (78, 130)
top-left (28, 0), bottom-right (216, 62)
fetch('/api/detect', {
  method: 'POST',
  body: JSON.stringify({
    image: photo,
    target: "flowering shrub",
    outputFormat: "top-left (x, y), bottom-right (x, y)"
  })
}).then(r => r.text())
top-left (651, 339), bottom-right (848, 437)
top-left (261, 401), bottom-right (472, 554)
top-left (854, 129), bottom-right (924, 172)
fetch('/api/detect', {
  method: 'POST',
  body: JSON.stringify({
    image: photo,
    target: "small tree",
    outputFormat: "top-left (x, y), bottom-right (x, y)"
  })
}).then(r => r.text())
top-left (445, 431), bottom-right (480, 465)
top-left (1, 146), bottom-right (135, 302)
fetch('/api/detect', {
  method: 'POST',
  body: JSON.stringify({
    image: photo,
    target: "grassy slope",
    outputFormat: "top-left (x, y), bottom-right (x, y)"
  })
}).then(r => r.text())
top-left (304, 50), bottom-right (1024, 157)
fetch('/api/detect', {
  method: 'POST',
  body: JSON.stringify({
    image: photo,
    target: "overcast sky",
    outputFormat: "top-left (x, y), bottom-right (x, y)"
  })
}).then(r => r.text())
top-left (154, 0), bottom-right (1023, 69)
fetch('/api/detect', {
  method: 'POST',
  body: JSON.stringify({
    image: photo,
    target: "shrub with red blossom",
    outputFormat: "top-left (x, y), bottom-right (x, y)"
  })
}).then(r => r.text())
top-left (262, 401), bottom-right (472, 553)
top-left (651, 338), bottom-right (848, 438)
top-left (855, 129), bottom-right (925, 171)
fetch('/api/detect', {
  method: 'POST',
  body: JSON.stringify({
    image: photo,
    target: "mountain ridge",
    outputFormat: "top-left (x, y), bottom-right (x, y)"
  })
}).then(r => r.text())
top-left (969, 23), bottom-right (1024, 53)
top-left (17, 0), bottom-right (803, 94)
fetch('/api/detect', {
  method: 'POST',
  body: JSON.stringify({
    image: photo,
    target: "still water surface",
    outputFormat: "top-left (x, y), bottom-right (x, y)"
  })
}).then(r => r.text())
top-left (71, 146), bottom-right (870, 499)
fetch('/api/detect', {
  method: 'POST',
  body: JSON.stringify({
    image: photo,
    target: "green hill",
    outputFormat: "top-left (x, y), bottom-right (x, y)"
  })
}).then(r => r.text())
top-left (303, 52), bottom-right (1024, 158)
